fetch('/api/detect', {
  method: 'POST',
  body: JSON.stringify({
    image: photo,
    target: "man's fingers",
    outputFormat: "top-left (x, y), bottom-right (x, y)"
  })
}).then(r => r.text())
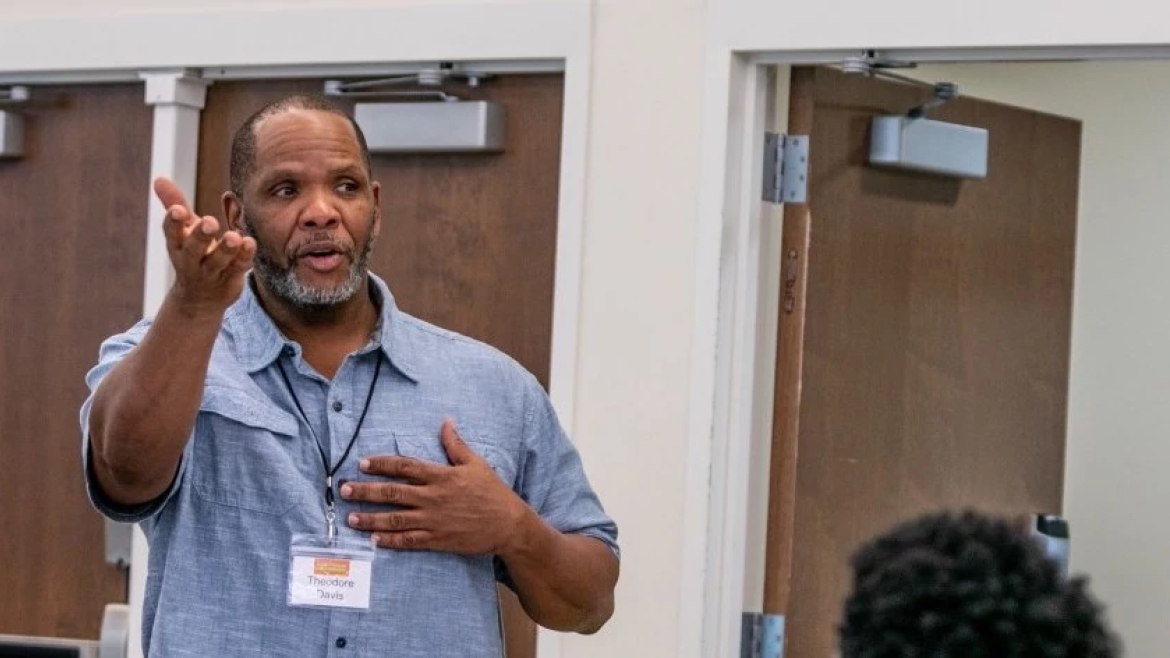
top-left (154, 177), bottom-right (249, 310)
top-left (200, 230), bottom-right (244, 276)
top-left (155, 177), bottom-right (199, 254)
top-left (228, 237), bottom-right (257, 273)
top-left (340, 480), bottom-right (427, 506)
top-left (371, 530), bottom-right (435, 551)
top-left (153, 177), bottom-right (190, 211)
top-left (347, 510), bottom-right (428, 532)
top-left (359, 456), bottom-right (444, 483)
top-left (162, 205), bottom-right (196, 253)
top-left (179, 215), bottom-right (221, 266)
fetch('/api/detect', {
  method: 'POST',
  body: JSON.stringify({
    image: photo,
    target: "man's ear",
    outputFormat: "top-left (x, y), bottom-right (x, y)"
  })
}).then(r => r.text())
top-left (223, 191), bottom-right (245, 233)
top-left (371, 180), bottom-right (382, 241)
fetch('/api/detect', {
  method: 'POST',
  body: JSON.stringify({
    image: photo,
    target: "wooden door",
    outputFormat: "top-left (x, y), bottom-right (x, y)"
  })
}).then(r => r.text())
top-left (195, 74), bottom-right (564, 658)
top-left (762, 66), bottom-right (1082, 657)
top-left (0, 85), bottom-right (150, 638)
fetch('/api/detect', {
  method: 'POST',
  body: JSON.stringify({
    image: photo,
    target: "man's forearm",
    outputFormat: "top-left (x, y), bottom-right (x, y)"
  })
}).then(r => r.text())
top-left (500, 508), bottom-right (619, 634)
top-left (88, 292), bottom-right (224, 506)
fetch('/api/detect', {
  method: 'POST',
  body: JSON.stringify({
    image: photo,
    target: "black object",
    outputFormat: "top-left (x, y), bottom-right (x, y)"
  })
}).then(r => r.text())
top-left (0, 645), bottom-right (82, 658)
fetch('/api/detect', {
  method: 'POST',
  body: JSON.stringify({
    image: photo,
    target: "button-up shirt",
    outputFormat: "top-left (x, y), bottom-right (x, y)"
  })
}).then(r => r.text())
top-left (80, 274), bottom-right (619, 658)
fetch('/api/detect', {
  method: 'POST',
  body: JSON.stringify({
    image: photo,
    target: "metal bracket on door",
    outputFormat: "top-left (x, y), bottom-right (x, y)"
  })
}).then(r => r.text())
top-left (762, 133), bottom-right (809, 204)
top-left (741, 612), bottom-right (785, 658)
top-left (0, 86), bottom-right (28, 159)
top-left (323, 62), bottom-right (494, 102)
top-left (0, 85), bottom-right (29, 103)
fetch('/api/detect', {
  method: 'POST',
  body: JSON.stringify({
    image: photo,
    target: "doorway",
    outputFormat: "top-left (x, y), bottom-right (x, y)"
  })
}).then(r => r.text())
top-left (710, 51), bottom-right (1170, 658)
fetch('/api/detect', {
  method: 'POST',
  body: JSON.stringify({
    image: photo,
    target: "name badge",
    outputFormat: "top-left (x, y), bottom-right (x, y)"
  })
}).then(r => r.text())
top-left (288, 534), bottom-right (376, 610)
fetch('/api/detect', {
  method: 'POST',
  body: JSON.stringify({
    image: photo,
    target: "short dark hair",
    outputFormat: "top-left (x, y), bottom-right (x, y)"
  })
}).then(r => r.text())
top-left (839, 509), bottom-right (1120, 658)
top-left (229, 94), bottom-right (372, 197)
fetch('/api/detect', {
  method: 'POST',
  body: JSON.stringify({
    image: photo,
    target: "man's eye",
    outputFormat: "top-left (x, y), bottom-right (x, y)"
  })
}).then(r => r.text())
top-left (338, 181), bottom-right (358, 193)
top-left (273, 185), bottom-right (296, 198)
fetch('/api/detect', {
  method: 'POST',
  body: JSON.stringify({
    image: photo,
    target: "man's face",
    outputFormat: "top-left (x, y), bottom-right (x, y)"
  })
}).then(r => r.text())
top-left (225, 109), bottom-right (381, 310)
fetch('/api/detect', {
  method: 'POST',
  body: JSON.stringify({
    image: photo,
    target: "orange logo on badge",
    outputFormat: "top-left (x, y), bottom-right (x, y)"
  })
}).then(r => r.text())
top-left (314, 558), bottom-right (351, 577)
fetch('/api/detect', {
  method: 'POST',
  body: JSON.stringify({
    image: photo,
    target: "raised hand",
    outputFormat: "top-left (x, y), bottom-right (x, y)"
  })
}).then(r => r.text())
top-left (155, 177), bottom-right (256, 314)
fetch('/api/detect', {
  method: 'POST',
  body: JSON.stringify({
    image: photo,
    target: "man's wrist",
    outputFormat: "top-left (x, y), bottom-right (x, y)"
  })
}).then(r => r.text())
top-left (164, 285), bottom-right (229, 324)
top-left (500, 499), bottom-right (555, 563)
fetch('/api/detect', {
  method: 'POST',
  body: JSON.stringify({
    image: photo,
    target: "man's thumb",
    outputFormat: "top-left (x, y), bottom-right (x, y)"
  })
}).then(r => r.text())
top-left (440, 418), bottom-right (474, 465)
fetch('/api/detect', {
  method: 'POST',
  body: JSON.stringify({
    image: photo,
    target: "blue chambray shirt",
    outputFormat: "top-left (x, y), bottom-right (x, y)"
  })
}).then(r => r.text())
top-left (80, 274), bottom-right (619, 658)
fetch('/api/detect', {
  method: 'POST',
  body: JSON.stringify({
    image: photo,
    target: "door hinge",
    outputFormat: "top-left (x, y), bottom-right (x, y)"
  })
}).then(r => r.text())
top-left (762, 133), bottom-right (809, 204)
top-left (741, 612), bottom-right (785, 658)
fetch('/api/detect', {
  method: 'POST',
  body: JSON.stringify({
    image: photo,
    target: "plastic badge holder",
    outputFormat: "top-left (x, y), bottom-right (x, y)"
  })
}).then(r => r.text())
top-left (288, 534), bottom-right (376, 611)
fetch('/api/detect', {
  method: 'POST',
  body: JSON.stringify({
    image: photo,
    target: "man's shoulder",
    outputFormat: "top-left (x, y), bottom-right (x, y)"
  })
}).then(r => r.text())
top-left (391, 309), bottom-right (533, 384)
top-left (98, 315), bottom-right (248, 379)
top-left (101, 315), bottom-right (238, 353)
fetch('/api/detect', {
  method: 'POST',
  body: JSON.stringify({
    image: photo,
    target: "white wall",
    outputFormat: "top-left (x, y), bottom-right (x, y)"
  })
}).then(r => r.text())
top-left (569, 1), bottom-right (703, 655)
top-left (0, 0), bottom-right (573, 16)
top-left (713, 0), bottom-right (1170, 51)
top-left (888, 60), bottom-right (1170, 658)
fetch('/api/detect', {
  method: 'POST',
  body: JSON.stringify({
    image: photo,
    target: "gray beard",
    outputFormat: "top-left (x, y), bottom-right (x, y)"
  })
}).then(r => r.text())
top-left (243, 213), bottom-right (376, 311)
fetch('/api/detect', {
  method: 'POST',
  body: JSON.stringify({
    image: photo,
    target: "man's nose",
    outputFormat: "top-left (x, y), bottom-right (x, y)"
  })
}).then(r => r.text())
top-left (299, 189), bottom-right (341, 229)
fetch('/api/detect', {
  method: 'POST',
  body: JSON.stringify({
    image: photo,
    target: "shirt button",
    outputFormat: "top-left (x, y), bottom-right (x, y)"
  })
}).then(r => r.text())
top-left (335, 637), bottom-right (347, 649)
top-left (332, 400), bottom-right (344, 412)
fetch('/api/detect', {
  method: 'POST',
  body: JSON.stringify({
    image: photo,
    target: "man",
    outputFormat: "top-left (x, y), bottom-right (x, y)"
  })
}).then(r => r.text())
top-left (838, 509), bottom-right (1118, 657)
top-left (81, 95), bottom-right (619, 657)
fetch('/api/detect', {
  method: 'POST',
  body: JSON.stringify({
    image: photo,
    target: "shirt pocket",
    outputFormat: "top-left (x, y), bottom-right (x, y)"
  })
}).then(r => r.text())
top-left (393, 432), bottom-right (518, 488)
top-left (191, 386), bottom-right (306, 516)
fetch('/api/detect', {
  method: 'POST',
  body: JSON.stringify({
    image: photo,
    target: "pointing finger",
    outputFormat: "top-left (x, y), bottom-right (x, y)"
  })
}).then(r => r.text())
top-left (153, 177), bottom-right (190, 211)
top-left (162, 205), bottom-right (195, 253)
top-left (180, 215), bottom-right (220, 259)
top-left (156, 178), bottom-right (202, 253)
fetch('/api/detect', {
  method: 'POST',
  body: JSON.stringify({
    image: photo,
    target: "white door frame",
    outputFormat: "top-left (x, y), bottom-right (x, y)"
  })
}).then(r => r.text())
top-left (692, 43), bottom-right (1170, 658)
top-left (0, 4), bottom-right (591, 657)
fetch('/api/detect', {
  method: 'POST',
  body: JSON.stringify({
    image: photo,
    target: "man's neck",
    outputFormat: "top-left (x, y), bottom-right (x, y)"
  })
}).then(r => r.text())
top-left (254, 278), bottom-right (380, 379)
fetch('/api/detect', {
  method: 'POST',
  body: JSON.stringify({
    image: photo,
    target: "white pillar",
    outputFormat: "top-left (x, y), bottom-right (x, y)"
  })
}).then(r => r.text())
top-left (129, 69), bottom-right (209, 658)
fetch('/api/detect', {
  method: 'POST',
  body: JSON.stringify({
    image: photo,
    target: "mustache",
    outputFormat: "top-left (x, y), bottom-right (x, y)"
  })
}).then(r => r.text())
top-left (288, 232), bottom-right (355, 259)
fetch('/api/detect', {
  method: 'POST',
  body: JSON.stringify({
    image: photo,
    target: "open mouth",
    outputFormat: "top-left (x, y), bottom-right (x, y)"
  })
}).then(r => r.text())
top-left (298, 245), bottom-right (347, 273)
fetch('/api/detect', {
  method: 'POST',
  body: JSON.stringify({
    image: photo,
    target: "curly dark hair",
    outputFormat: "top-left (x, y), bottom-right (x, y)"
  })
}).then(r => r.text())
top-left (839, 510), bottom-right (1120, 658)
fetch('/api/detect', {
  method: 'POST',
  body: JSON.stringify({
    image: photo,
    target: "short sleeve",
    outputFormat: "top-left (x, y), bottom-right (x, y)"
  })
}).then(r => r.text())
top-left (514, 372), bottom-right (619, 555)
top-left (80, 319), bottom-right (188, 525)
top-left (495, 373), bottom-right (619, 590)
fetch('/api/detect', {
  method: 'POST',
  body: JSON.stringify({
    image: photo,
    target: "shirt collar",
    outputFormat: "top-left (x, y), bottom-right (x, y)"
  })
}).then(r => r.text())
top-left (224, 272), bottom-right (420, 382)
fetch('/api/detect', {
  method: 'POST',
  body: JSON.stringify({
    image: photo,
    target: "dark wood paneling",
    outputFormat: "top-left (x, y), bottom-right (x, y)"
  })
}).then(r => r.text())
top-left (772, 66), bottom-right (1081, 657)
top-left (196, 74), bottom-right (564, 658)
top-left (0, 85), bottom-right (150, 638)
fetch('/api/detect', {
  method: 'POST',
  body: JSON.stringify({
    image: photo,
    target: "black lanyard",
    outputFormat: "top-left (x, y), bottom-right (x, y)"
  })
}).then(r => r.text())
top-left (276, 352), bottom-right (382, 540)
